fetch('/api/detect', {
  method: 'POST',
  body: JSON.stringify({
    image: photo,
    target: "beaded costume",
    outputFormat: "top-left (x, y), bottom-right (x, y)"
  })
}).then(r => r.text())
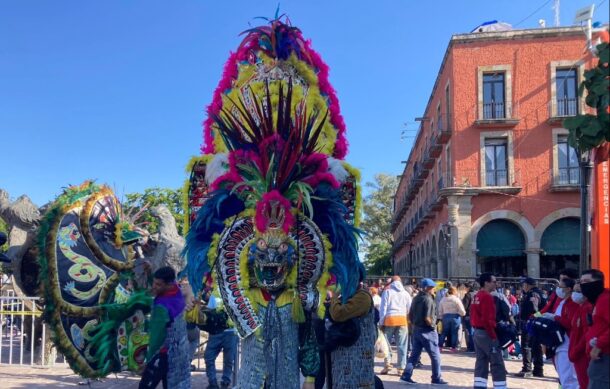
top-left (183, 15), bottom-right (365, 388)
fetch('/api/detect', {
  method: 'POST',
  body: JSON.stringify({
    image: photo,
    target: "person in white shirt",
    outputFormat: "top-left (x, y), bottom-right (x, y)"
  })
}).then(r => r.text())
top-left (438, 286), bottom-right (466, 351)
top-left (379, 276), bottom-right (412, 375)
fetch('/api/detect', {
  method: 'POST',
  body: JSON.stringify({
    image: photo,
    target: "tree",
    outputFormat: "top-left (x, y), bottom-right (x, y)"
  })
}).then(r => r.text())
top-left (0, 217), bottom-right (7, 251)
top-left (123, 187), bottom-right (185, 236)
top-left (564, 41), bottom-right (610, 152)
top-left (360, 173), bottom-right (398, 276)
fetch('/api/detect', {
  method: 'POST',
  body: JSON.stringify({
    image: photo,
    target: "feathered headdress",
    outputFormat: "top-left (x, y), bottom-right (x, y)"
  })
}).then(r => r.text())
top-left (183, 16), bottom-right (364, 336)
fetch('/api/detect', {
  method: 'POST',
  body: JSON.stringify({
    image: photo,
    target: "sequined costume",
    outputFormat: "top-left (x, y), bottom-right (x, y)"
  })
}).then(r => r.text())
top-left (183, 14), bottom-right (365, 388)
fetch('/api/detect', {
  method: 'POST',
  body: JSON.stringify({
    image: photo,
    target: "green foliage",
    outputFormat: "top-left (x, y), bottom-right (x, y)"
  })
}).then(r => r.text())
top-left (564, 41), bottom-right (610, 152)
top-left (123, 187), bottom-right (184, 236)
top-left (365, 240), bottom-right (393, 276)
top-left (0, 217), bottom-right (9, 274)
top-left (360, 174), bottom-right (398, 276)
top-left (0, 217), bottom-right (7, 251)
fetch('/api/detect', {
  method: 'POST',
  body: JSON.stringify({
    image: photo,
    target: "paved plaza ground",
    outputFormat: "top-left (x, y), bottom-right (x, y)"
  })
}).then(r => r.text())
top-left (0, 349), bottom-right (560, 389)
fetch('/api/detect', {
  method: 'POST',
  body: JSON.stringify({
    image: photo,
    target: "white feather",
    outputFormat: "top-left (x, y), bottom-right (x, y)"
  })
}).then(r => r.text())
top-left (205, 153), bottom-right (229, 185)
top-left (328, 158), bottom-right (349, 183)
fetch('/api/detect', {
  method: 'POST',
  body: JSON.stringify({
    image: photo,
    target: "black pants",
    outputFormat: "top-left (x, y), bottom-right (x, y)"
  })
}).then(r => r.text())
top-left (139, 353), bottom-right (168, 389)
top-left (520, 331), bottom-right (543, 374)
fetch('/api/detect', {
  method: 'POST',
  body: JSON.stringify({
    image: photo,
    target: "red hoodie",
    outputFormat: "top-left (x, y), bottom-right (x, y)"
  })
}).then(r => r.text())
top-left (540, 291), bottom-right (562, 314)
top-left (585, 289), bottom-right (610, 355)
top-left (569, 301), bottom-right (593, 389)
top-left (471, 290), bottom-right (497, 340)
top-left (554, 297), bottom-right (579, 336)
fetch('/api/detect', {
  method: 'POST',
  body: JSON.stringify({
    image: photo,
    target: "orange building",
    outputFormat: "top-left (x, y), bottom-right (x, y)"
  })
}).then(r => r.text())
top-left (391, 26), bottom-right (601, 279)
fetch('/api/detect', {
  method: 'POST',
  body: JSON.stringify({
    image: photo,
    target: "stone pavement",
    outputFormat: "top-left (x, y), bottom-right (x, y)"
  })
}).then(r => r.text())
top-left (0, 350), bottom-right (560, 389)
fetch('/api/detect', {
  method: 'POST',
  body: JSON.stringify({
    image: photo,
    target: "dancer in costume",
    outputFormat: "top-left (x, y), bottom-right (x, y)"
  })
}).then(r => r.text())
top-left (183, 14), bottom-right (369, 389)
top-left (139, 266), bottom-right (191, 389)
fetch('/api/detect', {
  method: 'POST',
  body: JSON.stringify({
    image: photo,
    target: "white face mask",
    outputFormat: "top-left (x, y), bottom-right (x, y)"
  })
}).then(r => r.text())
top-left (572, 292), bottom-right (585, 304)
top-left (556, 287), bottom-right (566, 299)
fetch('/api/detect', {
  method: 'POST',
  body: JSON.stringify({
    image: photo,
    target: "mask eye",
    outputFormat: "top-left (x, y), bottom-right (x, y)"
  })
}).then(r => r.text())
top-left (278, 243), bottom-right (289, 254)
top-left (256, 239), bottom-right (267, 250)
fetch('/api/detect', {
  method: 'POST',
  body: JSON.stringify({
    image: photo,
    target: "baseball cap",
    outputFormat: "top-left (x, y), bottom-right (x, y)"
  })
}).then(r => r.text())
top-left (521, 277), bottom-right (536, 286)
top-left (421, 278), bottom-right (436, 288)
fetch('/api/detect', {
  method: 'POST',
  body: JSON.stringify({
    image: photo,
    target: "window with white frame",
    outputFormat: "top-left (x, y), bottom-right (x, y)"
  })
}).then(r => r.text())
top-left (557, 135), bottom-right (579, 185)
top-left (556, 68), bottom-right (579, 117)
top-left (484, 138), bottom-right (508, 186)
top-left (483, 73), bottom-right (506, 119)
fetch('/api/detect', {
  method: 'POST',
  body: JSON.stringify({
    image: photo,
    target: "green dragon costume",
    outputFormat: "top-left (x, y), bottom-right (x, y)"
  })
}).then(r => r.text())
top-left (38, 181), bottom-right (151, 377)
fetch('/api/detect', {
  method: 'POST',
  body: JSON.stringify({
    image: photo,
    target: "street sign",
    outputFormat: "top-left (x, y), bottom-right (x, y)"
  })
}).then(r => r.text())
top-left (574, 5), bottom-right (595, 24)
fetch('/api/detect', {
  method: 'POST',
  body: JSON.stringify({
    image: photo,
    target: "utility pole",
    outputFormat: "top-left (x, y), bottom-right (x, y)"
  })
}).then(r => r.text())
top-left (579, 151), bottom-right (593, 273)
top-left (573, 4), bottom-right (597, 273)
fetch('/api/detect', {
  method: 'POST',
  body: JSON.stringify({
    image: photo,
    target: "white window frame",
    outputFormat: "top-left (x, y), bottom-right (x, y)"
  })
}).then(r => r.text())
top-left (550, 60), bottom-right (586, 118)
top-left (552, 128), bottom-right (580, 186)
top-left (480, 130), bottom-right (514, 187)
top-left (478, 65), bottom-right (513, 120)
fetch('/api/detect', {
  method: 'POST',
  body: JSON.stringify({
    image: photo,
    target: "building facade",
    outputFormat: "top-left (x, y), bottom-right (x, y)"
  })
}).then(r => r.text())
top-left (391, 26), bottom-right (599, 279)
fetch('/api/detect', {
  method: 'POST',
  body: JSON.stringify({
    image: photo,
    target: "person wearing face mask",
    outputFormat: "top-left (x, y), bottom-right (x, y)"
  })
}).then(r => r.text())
top-left (540, 268), bottom-right (579, 316)
top-left (542, 278), bottom-right (579, 389)
top-left (568, 282), bottom-right (593, 389)
top-left (581, 269), bottom-right (609, 388)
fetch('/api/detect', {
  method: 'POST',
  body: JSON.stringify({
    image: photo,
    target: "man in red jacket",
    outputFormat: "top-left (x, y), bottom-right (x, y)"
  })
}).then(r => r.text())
top-left (569, 282), bottom-right (593, 389)
top-left (581, 269), bottom-right (609, 388)
top-left (471, 272), bottom-right (506, 389)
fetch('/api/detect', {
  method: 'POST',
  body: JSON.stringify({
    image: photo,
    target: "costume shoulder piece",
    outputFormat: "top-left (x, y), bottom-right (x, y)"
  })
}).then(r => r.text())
top-left (184, 16), bottom-right (364, 339)
top-left (38, 181), bottom-right (151, 377)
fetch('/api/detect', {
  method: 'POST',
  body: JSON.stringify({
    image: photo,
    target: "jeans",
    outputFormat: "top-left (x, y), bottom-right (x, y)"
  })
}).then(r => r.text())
top-left (401, 326), bottom-right (442, 382)
top-left (383, 325), bottom-right (409, 369)
top-left (462, 316), bottom-right (475, 351)
top-left (587, 353), bottom-right (610, 389)
top-left (439, 314), bottom-right (461, 349)
top-left (204, 330), bottom-right (238, 386)
top-left (520, 329), bottom-right (543, 374)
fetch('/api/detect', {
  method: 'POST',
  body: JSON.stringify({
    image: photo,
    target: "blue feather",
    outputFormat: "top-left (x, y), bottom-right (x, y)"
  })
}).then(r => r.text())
top-left (183, 189), bottom-right (245, 295)
top-left (311, 183), bottom-right (365, 303)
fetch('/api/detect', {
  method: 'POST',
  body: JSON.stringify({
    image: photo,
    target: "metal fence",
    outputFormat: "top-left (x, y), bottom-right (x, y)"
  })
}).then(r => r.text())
top-left (366, 276), bottom-right (559, 294)
top-left (0, 292), bottom-right (64, 366)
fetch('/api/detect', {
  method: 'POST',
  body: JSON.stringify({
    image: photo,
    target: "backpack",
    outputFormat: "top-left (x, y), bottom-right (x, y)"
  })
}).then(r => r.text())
top-left (496, 322), bottom-right (518, 349)
top-left (323, 316), bottom-right (361, 352)
top-left (493, 295), bottom-right (511, 323)
top-left (527, 317), bottom-right (565, 348)
top-left (196, 307), bottom-right (229, 335)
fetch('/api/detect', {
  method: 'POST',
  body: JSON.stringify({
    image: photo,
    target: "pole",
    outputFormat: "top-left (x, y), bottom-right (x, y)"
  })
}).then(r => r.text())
top-left (579, 153), bottom-right (593, 273)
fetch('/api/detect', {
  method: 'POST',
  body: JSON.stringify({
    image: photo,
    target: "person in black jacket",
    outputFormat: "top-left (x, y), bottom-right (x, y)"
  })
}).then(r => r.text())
top-left (516, 277), bottom-right (546, 378)
top-left (462, 282), bottom-right (478, 352)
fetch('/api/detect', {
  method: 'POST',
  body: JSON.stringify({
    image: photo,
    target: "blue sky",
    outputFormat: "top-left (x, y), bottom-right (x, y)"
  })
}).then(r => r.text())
top-left (1, 0), bottom-right (608, 206)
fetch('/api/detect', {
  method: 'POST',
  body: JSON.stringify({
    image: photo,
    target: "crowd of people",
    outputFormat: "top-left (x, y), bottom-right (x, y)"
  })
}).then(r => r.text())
top-left (370, 268), bottom-right (609, 389)
top-left (135, 266), bottom-right (608, 389)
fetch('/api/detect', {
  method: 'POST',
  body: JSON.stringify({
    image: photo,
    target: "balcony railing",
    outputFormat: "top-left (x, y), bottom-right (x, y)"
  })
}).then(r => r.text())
top-left (556, 98), bottom-right (578, 117)
top-left (556, 167), bottom-right (579, 186)
top-left (485, 169), bottom-right (508, 187)
top-left (483, 101), bottom-right (505, 119)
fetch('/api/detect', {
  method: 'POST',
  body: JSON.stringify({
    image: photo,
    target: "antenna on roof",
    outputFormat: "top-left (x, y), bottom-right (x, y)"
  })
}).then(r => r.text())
top-left (552, 0), bottom-right (560, 27)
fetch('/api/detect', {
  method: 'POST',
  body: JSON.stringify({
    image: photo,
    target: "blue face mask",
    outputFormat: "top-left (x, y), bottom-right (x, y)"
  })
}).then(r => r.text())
top-left (571, 292), bottom-right (585, 304)
top-left (556, 287), bottom-right (566, 299)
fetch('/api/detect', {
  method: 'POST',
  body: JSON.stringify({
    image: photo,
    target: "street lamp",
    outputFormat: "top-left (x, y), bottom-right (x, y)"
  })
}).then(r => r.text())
top-left (579, 149), bottom-right (593, 273)
top-left (409, 243), bottom-right (414, 277)
top-left (440, 223), bottom-right (452, 278)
